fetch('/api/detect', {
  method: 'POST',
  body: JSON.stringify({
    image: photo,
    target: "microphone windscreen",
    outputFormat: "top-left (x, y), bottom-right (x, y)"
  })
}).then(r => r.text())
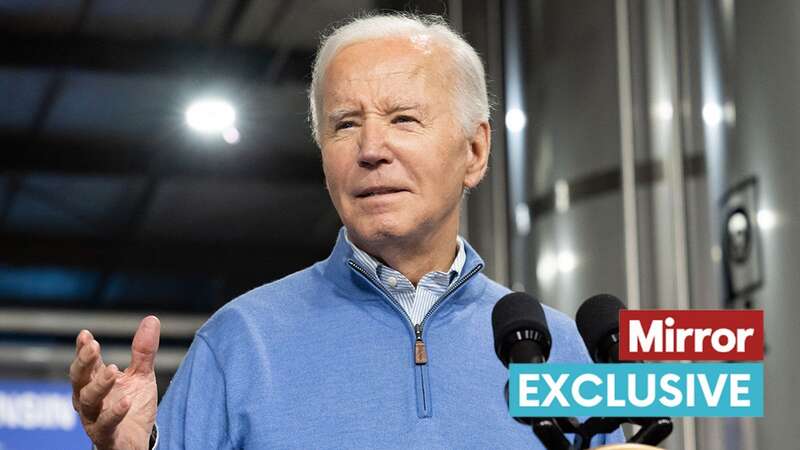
top-left (575, 294), bottom-right (627, 361)
top-left (491, 292), bottom-right (551, 363)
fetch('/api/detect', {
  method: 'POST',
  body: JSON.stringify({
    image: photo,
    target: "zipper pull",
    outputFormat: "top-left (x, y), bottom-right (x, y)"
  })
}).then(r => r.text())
top-left (414, 324), bottom-right (428, 365)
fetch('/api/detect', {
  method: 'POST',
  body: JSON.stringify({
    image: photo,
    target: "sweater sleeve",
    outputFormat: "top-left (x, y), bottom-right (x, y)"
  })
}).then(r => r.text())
top-left (154, 335), bottom-right (234, 450)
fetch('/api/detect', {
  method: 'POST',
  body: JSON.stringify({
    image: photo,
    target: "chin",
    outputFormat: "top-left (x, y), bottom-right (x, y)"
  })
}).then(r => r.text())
top-left (348, 216), bottom-right (413, 244)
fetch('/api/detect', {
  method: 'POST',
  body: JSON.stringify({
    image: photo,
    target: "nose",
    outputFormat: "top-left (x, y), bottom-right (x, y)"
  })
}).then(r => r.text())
top-left (357, 118), bottom-right (394, 169)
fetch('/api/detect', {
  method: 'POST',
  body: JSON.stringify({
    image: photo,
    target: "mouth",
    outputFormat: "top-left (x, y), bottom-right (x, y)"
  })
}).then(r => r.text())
top-left (355, 187), bottom-right (408, 198)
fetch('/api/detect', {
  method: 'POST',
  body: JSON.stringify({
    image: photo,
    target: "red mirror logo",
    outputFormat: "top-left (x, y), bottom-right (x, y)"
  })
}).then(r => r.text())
top-left (619, 310), bottom-right (764, 361)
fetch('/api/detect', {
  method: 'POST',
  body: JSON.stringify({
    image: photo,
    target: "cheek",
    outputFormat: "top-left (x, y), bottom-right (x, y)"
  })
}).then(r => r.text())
top-left (433, 140), bottom-right (469, 181)
top-left (321, 149), bottom-right (350, 189)
top-left (414, 162), bottom-right (463, 205)
top-left (400, 134), bottom-right (466, 190)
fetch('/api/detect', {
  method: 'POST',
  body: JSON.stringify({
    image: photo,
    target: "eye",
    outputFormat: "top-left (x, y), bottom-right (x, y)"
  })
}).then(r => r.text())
top-left (392, 115), bottom-right (419, 124)
top-left (335, 120), bottom-right (357, 131)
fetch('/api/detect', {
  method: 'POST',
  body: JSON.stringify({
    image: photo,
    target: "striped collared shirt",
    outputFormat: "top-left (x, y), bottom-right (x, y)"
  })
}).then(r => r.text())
top-left (345, 230), bottom-right (466, 325)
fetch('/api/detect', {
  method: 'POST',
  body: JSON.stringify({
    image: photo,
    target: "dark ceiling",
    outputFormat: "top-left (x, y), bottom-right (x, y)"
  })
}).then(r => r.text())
top-left (0, 0), bottom-right (447, 314)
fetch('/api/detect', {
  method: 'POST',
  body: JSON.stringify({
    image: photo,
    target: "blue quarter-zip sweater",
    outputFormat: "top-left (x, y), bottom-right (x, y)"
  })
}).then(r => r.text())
top-left (155, 229), bottom-right (624, 449)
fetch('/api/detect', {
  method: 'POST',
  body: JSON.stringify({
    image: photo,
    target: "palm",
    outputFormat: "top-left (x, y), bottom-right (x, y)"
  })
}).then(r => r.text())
top-left (85, 368), bottom-right (157, 449)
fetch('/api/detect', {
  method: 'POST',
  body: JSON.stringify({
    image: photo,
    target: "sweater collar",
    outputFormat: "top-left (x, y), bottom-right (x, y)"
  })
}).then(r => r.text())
top-left (343, 228), bottom-right (467, 286)
top-left (321, 227), bottom-right (485, 294)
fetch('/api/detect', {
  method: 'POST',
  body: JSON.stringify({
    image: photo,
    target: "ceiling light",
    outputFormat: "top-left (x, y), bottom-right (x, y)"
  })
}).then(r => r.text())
top-left (557, 251), bottom-right (577, 273)
top-left (505, 108), bottom-right (527, 133)
top-left (537, 253), bottom-right (557, 284)
top-left (756, 209), bottom-right (776, 230)
top-left (222, 127), bottom-right (241, 144)
top-left (185, 99), bottom-right (236, 133)
top-left (702, 102), bottom-right (723, 127)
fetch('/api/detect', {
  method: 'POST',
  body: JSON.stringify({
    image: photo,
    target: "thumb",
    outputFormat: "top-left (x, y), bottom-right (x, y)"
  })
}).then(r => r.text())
top-left (129, 316), bottom-right (160, 374)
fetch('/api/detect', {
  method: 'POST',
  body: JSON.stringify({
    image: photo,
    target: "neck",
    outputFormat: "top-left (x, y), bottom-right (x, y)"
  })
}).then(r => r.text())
top-left (349, 218), bottom-right (460, 286)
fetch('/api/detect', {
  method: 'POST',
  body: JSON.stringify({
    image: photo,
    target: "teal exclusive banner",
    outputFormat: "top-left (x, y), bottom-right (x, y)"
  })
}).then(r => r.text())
top-left (509, 363), bottom-right (763, 417)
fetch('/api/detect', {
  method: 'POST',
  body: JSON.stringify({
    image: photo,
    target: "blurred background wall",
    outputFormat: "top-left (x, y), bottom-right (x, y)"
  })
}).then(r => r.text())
top-left (1, 1), bottom-right (797, 449)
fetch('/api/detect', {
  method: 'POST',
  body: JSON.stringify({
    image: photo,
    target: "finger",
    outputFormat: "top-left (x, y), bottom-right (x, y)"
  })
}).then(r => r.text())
top-left (94, 395), bottom-right (132, 439)
top-left (75, 329), bottom-right (93, 355)
top-left (78, 364), bottom-right (117, 422)
top-left (70, 339), bottom-right (103, 403)
top-left (129, 316), bottom-right (161, 374)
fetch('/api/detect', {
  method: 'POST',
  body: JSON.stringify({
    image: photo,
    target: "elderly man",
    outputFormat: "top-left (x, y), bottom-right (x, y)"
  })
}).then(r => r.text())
top-left (70, 14), bottom-right (622, 449)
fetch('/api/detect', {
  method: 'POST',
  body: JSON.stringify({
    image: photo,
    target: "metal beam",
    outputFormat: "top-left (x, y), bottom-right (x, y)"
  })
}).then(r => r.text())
top-left (0, 342), bottom-right (187, 372)
top-left (0, 233), bottom-right (330, 277)
top-left (0, 31), bottom-right (314, 82)
top-left (0, 134), bottom-right (323, 182)
top-left (0, 308), bottom-right (206, 339)
top-left (220, 0), bottom-right (254, 42)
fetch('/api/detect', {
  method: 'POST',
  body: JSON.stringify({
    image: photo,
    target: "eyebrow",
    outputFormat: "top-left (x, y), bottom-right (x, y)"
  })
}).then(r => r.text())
top-left (327, 103), bottom-right (425, 124)
top-left (327, 109), bottom-right (359, 124)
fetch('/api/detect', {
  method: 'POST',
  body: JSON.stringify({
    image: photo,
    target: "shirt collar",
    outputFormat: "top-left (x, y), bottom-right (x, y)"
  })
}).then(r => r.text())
top-left (343, 229), bottom-right (466, 284)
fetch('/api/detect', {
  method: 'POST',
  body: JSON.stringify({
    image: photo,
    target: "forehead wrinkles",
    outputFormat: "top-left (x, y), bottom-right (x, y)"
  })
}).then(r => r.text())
top-left (320, 35), bottom-right (455, 118)
top-left (328, 68), bottom-right (425, 107)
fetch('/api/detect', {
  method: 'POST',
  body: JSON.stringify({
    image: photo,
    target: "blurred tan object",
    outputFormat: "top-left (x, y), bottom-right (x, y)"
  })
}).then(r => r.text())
top-left (593, 445), bottom-right (664, 450)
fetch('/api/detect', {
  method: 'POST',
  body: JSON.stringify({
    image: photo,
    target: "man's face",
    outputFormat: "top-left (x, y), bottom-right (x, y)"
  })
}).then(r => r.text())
top-left (319, 36), bottom-right (486, 247)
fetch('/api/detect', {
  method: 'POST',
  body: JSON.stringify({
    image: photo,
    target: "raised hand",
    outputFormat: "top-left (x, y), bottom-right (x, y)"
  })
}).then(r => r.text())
top-left (70, 316), bottom-right (161, 450)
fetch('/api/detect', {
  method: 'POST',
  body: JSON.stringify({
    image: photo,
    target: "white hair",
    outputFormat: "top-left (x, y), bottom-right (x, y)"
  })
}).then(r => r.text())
top-left (308, 13), bottom-right (489, 145)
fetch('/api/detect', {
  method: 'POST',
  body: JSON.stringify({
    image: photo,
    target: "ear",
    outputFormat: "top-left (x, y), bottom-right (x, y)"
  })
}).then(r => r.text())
top-left (463, 121), bottom-right (491, 189)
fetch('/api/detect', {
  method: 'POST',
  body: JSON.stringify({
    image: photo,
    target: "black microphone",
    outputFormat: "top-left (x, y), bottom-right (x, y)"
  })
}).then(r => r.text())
top-left (575, 294), bottom-right (673, 446)
top-left (492, 293), bottom-right (573, 450)
top-left (575, 294), bottom-right (627, 363)
top-left (492, 292), bottom-right (552, 366)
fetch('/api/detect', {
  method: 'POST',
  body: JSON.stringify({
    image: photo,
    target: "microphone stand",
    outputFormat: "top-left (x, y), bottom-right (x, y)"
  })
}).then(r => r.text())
top-left (505, 381), bottom-right (672, 449)
top-left (626, 417), bottom-right (673, 445)
top-left (530, 417), bottom-right (576, 450)
top-left (579, 416), bottom-right (672, 447)
top-left (528, 416), bottom-right (673, 450)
